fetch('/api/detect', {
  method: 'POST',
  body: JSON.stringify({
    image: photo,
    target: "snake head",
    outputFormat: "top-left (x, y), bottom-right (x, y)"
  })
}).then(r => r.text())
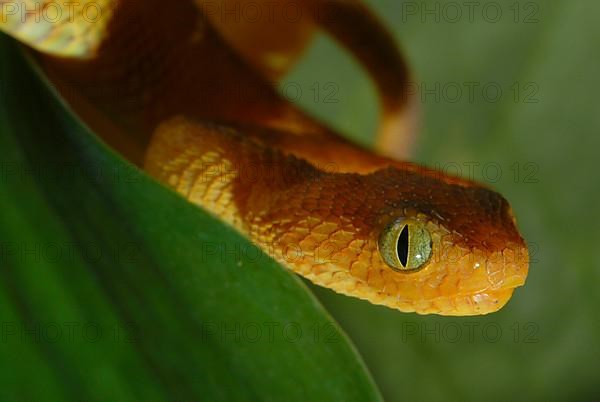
top-left (283, 166), bottom-right (530, 316)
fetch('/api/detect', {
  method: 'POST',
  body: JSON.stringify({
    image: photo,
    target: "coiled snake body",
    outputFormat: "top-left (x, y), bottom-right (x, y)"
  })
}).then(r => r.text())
top-left (0, 0), bottom-right (529, 315)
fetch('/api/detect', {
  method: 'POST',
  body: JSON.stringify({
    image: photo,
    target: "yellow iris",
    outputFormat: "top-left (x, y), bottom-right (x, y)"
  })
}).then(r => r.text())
top-left (378, 219), bottom-right (432, 272)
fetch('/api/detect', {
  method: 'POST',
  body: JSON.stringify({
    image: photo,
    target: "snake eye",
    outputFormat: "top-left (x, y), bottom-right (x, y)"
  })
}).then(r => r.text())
top-left (378, 219), bottom-right (432, 272)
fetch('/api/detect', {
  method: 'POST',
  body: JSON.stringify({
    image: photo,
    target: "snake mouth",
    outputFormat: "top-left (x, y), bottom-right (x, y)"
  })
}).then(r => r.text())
top-left (430, 288), bottom-right (519, 316)
top-left (339, 242), bottom-right (530, 316)
top-left (401, 244), bottom-right (529, 315)
top-left (416, 270), bottom-right (527, 316)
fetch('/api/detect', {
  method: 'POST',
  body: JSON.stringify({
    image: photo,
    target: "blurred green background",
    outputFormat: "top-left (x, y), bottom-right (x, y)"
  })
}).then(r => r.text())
top-left (1, 0), bottom-right (599, 401)
top-left (286, 0), bottom-right (600, 400)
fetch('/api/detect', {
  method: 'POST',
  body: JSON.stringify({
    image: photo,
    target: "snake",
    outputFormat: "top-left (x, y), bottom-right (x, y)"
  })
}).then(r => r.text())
top-left (0, 0), bottom-right (529, 315)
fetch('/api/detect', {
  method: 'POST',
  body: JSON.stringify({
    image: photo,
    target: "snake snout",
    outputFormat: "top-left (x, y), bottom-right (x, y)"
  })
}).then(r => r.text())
top-left (440, 190), bottom-right (529, 315)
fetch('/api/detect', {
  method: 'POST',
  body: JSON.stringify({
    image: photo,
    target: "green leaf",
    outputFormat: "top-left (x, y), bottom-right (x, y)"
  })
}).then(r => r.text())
top-left (0, 36), bottom-right (381, 401)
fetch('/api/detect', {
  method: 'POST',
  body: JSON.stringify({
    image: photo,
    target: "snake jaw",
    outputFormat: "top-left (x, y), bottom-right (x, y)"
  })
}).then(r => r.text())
top-left (321, 231), bottom-right (529, 316)
top-left (424, 241), bottom-right (529, 316)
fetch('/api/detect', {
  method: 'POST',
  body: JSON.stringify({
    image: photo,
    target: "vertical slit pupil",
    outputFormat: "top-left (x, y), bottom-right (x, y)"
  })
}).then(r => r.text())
top-left (397, 225), bottom-right (409, 267)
